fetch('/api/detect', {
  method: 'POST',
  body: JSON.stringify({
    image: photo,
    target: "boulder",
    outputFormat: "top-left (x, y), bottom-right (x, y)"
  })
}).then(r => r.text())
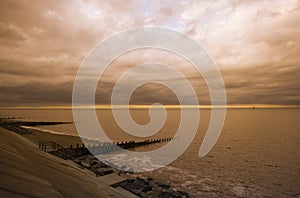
top-left (94, 168), bottom-right (114, 176)
top-left (177, 190), bottom-right (190, 197)
top-left (90, 164), bottom-right (99, 172)
top-left (160, 189), bottom-right (182, 198)
top-left (142, 185), bottom-right (152, 193)
top-left (134, 177), bottom-right (146, 188)
top-left (80, 160), bottom-right (90, 168)
top-left (156, 182), bottom-right (170, 189)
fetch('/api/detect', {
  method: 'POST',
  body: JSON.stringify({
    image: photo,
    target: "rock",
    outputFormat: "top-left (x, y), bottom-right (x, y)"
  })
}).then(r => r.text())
top-left (156, 182), bottom-right (170, 189)
top-left (90, 160), bottom-right (99, 166)
top-left (177, 190), bottom-right (190, 197)
top-left (148, 188), bottom-right (161, 198)
top-left (127, 168), bottom-right (134, 173)
top-left (99, 162), bottom-right (108, 168)
top-left (127, 179), bottom-right (135, 183)
top-left (89, 164), bottom-right (99, 171)
top-left (73, 158), bottom-right (81, 164)
top-left (87, 155), bottom-right (97, 160)
top-left (142, 185), bottom-right (152, 193)
top-left (91, 160), bottom-right (107, 168)
top-left (116, 176), bottom-right (192, 198)
top-left (94, 168), bottom-right (113, 176)
top-left (148, 180), bottom-right (158, 188)
top-left (118, 170), bottom-right (125, 176)
top-left (120, 177), bottom-right (147, 194)
top-left (131, 189), bottom-right (143, 197)
top-left (103, 169), bottom-right (114, 175)
top-left (135, 177), bottom-right (146, 188)
top-left (120, 165), bottom-right (126, 171)
top-left (160, 189), bottom-right (182, 198)
top-left (80, 160), bottom-right (90, 168)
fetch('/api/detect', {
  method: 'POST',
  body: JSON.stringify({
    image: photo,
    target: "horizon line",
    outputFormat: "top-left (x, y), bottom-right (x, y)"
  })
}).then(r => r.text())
top-left (1, 104), bottom-right (300, 110)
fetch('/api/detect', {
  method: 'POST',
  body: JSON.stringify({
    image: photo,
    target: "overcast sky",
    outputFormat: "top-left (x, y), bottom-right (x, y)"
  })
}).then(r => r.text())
top-left (0, 0), bottom-right (299, 106)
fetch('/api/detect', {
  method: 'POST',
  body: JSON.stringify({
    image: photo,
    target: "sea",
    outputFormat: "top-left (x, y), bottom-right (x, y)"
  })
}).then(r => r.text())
top-left (0, 108), bottom-right (299, 197)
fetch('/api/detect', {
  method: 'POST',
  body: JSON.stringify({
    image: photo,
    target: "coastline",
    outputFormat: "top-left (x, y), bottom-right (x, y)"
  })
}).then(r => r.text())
top-left (0, 119), bottom-right (195, 198)
top-left (22, 127), bottom-right (83, 148)
top-left (0, 126), bottom-right (128, 198)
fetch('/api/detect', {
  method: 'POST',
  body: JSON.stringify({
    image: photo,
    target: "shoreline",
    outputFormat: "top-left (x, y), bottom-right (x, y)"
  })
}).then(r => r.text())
top-left (0, 126), bottom-right (128, 198)
top-left (0, 118), bottom-right (195, 198)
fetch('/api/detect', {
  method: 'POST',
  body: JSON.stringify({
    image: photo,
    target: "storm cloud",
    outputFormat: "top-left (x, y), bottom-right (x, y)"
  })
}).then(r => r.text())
top-left (0, 0), bottom-right (299, 106)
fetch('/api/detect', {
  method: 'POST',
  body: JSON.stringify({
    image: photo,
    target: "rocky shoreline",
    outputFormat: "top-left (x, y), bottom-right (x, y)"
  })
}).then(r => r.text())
top-left (74, 155), bottom-right (196, 198)
top-left (0, 117), bottom-right (195, 198)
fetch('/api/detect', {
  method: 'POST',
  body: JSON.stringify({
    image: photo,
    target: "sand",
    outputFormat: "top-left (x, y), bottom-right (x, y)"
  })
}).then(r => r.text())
top-left (23, 128), bottom-right (83, 147)
top-left (0, 127), bottom-right (127, 198)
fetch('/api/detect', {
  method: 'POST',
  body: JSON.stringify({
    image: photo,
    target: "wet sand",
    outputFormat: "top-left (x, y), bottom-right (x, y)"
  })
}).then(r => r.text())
top-left (22, 127), bottom-right (84, 148)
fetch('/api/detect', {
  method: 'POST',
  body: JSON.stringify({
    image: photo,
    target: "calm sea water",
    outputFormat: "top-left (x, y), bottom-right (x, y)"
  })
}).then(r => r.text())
top-left (1, 109), bottom-right (299, 197)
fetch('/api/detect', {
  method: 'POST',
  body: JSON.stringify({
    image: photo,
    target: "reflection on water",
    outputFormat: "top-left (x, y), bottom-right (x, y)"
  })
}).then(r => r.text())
top-left (1, 109), bottom-right (299, 197)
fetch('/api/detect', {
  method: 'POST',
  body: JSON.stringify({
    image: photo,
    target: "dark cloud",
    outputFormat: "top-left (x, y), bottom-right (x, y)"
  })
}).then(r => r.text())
top-left (0, 0), bottom-right (299, 106)
top-left (0, 81), bottom-right (73, 105)
top-left (222, 64), bottom-right (300, 105)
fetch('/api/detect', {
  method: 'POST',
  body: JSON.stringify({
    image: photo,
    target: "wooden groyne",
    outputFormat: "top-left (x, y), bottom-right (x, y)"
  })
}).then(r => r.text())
top-left (39, 137), bottom-right (174, 159)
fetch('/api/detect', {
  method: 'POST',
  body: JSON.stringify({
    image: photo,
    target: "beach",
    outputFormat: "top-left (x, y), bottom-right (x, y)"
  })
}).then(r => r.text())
top-left (0, 119), bottom-right (193, 198)
top-left (0, 126), bottom-right (133, 197)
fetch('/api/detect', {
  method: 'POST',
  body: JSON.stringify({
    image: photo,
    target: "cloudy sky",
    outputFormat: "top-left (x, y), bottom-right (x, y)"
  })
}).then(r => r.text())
top-left (0, 0), bottom-right (299, 106)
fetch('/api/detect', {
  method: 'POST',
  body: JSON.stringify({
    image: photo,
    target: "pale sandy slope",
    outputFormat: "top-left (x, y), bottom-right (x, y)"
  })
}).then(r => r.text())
top-left (0, 127), bottom-right (125, 198)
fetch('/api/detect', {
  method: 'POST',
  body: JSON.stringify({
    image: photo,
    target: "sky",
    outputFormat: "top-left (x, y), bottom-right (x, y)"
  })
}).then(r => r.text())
top-left (0, 0), bottom-right (299, 106)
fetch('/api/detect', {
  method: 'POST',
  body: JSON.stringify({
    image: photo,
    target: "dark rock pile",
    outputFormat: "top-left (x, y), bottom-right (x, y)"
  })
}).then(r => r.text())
top-left (74, 155), bottom-right (115, 177)
top-left (119, 177), bottom-right (195, 198)
top-left (73, 155), bottom-right (195, 198)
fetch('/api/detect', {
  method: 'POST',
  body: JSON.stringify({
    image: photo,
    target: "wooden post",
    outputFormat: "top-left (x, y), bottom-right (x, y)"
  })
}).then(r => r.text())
top-left (70, 145), bottom-right (73, 157)
top-left (76, 144), bottom-right (79, 157)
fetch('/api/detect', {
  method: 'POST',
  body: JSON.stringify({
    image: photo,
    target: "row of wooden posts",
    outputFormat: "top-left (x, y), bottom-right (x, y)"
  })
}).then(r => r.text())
top-left (39, 137), bottom-right (174, 159)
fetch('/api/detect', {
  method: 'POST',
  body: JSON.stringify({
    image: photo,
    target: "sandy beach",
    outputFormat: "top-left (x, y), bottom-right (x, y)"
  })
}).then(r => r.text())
top-left (0, 122), bottom-right (189, 198)
top-left (22, 127), bottom-right (84, 148)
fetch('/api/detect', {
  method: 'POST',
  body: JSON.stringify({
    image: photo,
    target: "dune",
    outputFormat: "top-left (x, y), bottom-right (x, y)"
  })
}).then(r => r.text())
top-left (0, 127), bottom-right (127, 198)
